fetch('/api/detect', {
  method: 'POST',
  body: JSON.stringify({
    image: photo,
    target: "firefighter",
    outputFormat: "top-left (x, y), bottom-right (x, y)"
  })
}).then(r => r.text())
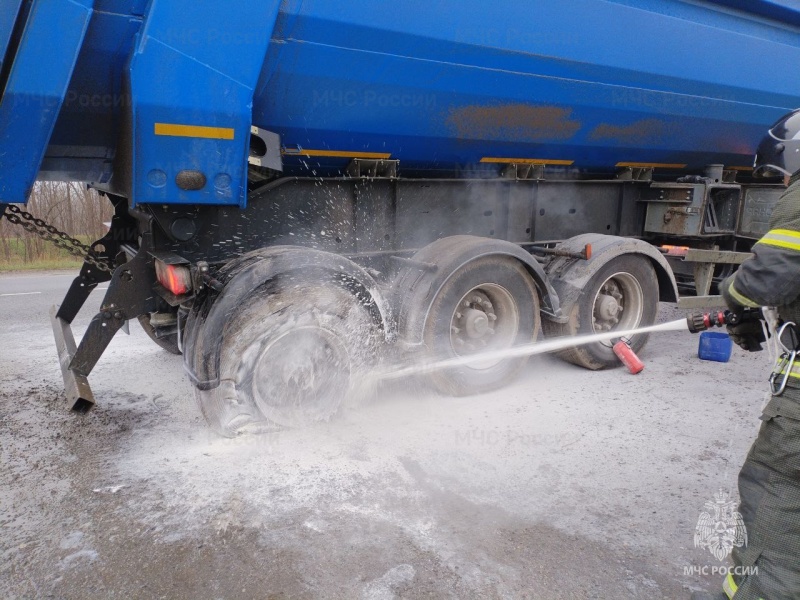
top-left (695, 109), bottom-right (800, 600)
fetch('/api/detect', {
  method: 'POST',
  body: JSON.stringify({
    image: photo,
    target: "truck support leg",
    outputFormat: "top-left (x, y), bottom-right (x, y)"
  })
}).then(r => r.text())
top-left (68, 310), bottom-right (127, 378)
top-left (51, 230), bottom-right (158, 412)
top-left (50, 306), bottom-right (97, 413)
top-left (55, 261), bottom-right (112, 324)
top-left (56, 193), bottom-right (135, 324)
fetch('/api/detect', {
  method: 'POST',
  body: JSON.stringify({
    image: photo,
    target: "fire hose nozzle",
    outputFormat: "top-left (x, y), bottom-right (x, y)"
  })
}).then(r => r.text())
top-left (687, 311), bottom-right (725, 333)
top-left (687, 307), bottom-right (763, 333)
top-left (687, 313), bottom-right (710, 333)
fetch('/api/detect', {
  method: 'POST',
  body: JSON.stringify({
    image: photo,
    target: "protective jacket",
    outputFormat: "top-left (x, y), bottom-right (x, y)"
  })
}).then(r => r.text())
top-left (718, 173), bottom-right (800, 600)
top-left (725, 173), bottom-right (800, 396)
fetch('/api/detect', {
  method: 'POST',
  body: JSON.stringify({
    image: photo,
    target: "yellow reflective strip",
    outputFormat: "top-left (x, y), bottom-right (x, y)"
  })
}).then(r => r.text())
top-left (778, 362), bottom-right (800, 378)
top-left (778, 370), bottom-right (800, 379)
top-left (723, 572), bottom-right (738, 598)
top-left (757, 238), bottom-right (800, 252)
top-left (777, 364), bottom-right (800, 377)
top-left (616, 161), bottom-right (687, 169)
top-left (757, 229), bottom-right (800, 252)
top-left (769, 228), bottom-right (800, 239)
top-left (757, 229), bottom-right (800, 251)
top-left (154, 123), bottom-right (235, 140)
top-left (480, 157), bottom-right (574, 165)
top-left (727, 165), bottom-right (754, 171)
top-left (282, 149), bottom-right (391, 159)
top-left (728, 280), bottom-right (760, 308)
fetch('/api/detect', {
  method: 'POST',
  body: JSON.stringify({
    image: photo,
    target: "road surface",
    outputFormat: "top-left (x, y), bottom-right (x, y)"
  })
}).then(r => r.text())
top-left (0, 271), bottom-right (772, 599)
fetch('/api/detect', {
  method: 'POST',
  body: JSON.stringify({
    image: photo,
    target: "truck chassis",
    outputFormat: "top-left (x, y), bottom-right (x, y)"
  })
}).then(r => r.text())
top-left (39, 163), bottom-right (783, 434)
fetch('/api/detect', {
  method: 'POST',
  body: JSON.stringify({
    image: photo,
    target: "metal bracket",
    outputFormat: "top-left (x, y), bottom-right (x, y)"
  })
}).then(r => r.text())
top-left (722, 169), bottom-right (738, 183)
top-left (51, 232), bottom-right (160, 411)
top-left (68, 309), bottom-right (126, 377)
top-left (692, 261), bottom-right (715, 297)
top-left (51, 305), bottom-right (95, 413)
top-left (616, 166), bottom-right (653, 181)
top-left (663, 206), bottom-right (700, 223)
top-left (248, 125), bottom-right (283, 172)
top-left (681, 247), bottom-right (753, 298)
top-left (69, 234), bottom-right (159, 375)
top-left (56, 261), bottom-right (112, 324)
top-left (346, 158), bottom-right (399, 179)
top-left (501, 163), bottom-right (544, 180)
top-left (56, 194), bottom-right (135, 323)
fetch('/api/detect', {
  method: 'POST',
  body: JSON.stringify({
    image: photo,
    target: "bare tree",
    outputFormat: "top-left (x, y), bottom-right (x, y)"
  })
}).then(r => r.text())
top-left (1, 183), bottom-right (114, 266)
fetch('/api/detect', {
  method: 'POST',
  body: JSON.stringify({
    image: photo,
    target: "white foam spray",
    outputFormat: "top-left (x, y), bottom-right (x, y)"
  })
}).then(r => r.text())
top-left (378, 318), bottom-right (690, 381)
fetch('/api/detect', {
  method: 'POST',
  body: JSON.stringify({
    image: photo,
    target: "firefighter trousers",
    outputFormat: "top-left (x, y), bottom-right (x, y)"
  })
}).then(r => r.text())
top-left (725, 392), bottom-right (800, 599)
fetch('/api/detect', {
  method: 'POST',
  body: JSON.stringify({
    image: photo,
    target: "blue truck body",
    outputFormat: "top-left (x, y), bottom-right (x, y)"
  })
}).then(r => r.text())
top-left (1, 0), bottom-right (799, 208)
top-left (2, 1), bottom-right (799, 429)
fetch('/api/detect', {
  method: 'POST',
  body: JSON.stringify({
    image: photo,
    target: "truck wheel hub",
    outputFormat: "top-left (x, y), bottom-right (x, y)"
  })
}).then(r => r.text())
top-left (449, 285), bottom-right (518, 369)
top-left (463, 308), bottom-right (490, 338)
top-left (591, 273), bottom-right (644, 336)
top-left (597, 294), bottom-right (621, 320)
top-left (250, 326), bottom-right (350, 420)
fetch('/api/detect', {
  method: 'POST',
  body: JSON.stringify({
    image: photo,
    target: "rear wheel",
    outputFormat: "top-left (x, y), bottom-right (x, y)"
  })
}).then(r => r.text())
top-left (422, 256), bottom-right (540, 395)
top-left (542, 255), bottom-right (658, 369)
top-left (194, 277), bottom-right (379, 435)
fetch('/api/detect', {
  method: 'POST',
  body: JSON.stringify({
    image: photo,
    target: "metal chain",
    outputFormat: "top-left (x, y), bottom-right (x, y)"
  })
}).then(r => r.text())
top-left (1, 204), bottom-right (114, 272)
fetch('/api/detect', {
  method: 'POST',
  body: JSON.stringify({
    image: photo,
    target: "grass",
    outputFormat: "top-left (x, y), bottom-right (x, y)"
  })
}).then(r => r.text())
top-left (0, 258), bottom-right (84, 273)
top-left (0, 237), bottom-right (88, 273)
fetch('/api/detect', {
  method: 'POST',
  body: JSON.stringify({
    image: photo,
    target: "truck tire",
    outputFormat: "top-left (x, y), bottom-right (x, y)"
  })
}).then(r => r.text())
top-left (194, 276), bottom-right (379, 435)
top-left (422, 256), bottom-right (540, 395)
top-left (137, 314), bottom-right (181, 355)
top-left (542, 255), bottom-right (658, 370)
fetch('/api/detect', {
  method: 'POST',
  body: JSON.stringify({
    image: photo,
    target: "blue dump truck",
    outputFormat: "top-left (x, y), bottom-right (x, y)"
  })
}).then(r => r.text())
top-left (2, 0), bottom-right (799, 434)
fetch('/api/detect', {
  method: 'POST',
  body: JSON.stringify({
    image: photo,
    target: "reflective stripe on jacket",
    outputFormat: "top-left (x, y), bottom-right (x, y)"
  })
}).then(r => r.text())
top-left (730, 176), bottom-right (800, 309)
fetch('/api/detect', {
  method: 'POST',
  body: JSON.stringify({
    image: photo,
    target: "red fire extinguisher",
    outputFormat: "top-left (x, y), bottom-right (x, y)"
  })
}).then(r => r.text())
top-left (613, 337), bottom-right (644, 374)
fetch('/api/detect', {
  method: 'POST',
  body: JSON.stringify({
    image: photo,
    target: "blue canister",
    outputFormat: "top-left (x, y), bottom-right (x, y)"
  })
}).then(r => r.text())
top-left (698, 331), bottom-right (733, 362)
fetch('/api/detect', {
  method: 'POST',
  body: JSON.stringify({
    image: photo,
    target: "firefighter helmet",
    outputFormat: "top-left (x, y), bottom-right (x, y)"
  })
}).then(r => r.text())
top-left (754, 108), bottom-right (800, 178)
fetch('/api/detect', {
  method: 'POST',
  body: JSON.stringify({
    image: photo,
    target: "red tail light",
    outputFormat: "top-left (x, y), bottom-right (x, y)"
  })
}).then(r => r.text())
top-left (155, 260), bottom-right (192, 295)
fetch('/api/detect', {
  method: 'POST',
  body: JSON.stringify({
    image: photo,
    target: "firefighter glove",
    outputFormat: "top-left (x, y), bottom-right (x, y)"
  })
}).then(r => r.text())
top-left (727, 320), bottom-right (765, 352)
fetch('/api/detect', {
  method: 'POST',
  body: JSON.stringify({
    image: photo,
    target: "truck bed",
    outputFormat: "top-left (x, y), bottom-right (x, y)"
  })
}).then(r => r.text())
top-left (2, 0), bottom-right (799, 206)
